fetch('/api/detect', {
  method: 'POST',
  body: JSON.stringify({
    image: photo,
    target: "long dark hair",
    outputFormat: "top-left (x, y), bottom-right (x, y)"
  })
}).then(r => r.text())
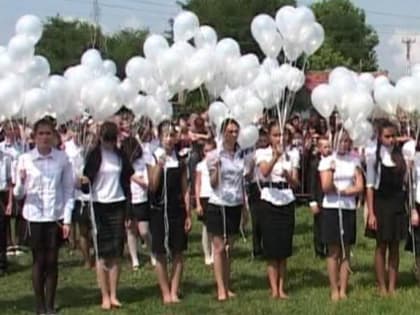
top-left (375, 120), bottom-right (406, 175)
top-left (121, 136), bottom-right (143, 163)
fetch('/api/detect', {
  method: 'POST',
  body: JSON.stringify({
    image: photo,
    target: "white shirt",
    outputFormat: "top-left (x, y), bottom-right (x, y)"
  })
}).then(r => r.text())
top-left (0, 152), bottom-right (11, 191)
top-left (14, 148), bottom-right (75, 224)
top-left (318, 153), bottom-right (360, 210)
top-left (131, 157), bottom-right (149, 204)
top-left (413, 152), bottom-right (420, 204)
top-left (142, 140), bottom-right (160, 166)
top-left (196, 160), bottom-right (212, 198)
top-left (366, 145), bottom-right (395, 189)
top-left (287, 146), bottom-right (301, 169)
top-left (65, 140), bottom-right (89, 202)
top-left (207, 147), bottom-right (246, 207)
top-left (255, 146), bottom-right (295, 206)
top-left (0, 140), bottom-right (22, 184)
top-left (91, 149), bottom-right (125, 203)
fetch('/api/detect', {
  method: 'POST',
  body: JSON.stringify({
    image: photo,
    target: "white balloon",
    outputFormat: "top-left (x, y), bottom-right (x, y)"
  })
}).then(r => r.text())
top-left (261, 57), bottom-right (279, 75)
top-left (173, 11), bottom-right (200, 42)
top-left (171, 41), bottom-right (196, 60)
top-left (299, 22), bottom-right (324, 55)
top-left (374, 83), bottom-right (398, 115)
top-left (275, 6), bottom-right (298, 40)
top-left (216, 38), bottom-right (241, 71)
top-left (194, 25), bottom-right (218, 49)
top-left (287, 67), bottom-right (305, 92)
top-left (311, 83), bottom-right (337, 118)
top-left (205, 73), bottom-right (227, 99)
top-left (103, 59), bottom-right (117, 76)
top-left (236, 54), bottom-right (260, 87)
top-left (23, 55), bottom-right (50, 88)
top-left (0, 52), bottom-right (14, 77)
top-left (373, 75), bottom-right (389, 90)
top-left (81, 49), bottom-right (103, 70)
top-left (23, 88), bottom-right (49, 120)
top-left (15, 15), bottom-right (43, 44)
top-left (156, 48), bottom-right (183, 86)
top-left (129, 94), bottom-right (146, 116)
top-left (283, 39), bottom-right (302, 62)
top-left (143, 34), bottom-right (169, 62)
top-left (0, 74), bottom-right (24, 117)
top-left (396, 76), bottom-right (420, 113)
top-left (347, 90), bottom-right (375, 121)
top-left (253, 71), bottom-right (272, 104)
top-left (45, 75), bottom-right (71, 114)
top-left (358, 72), bottom-right (375, 91)
top-left (258, 31), bottom-right (283, 59)
top-left (125, 56), bottom-right (157, 88)
top-left (251, 14), bottom-right (277, 44)
top-left (208, 101), bottom-right (229, 126)
top-left (238, 125), bottom-right (259, 149)
top-left (119, 78), bottom-right (138, 105)
top-left (7, 34), bottom-right (34, 64)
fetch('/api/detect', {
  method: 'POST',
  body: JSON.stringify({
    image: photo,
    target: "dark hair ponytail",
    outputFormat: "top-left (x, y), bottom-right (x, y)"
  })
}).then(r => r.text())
top-left (375, 120), bottom-right (406, 176)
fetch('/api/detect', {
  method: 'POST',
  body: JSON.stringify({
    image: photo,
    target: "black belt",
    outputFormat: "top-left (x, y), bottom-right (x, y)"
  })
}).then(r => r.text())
top-left (261, 182), bottom-right (289, 190)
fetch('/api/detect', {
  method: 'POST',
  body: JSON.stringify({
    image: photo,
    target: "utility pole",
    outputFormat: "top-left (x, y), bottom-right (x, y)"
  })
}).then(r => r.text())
top-left (91, 0), bottom-right (101, 47)
top-left (402, 37), bottom-right (416, 74)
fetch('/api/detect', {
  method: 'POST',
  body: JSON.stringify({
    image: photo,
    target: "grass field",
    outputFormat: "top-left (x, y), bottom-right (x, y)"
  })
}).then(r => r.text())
top-left (1, 206), bottom-right (420, 315)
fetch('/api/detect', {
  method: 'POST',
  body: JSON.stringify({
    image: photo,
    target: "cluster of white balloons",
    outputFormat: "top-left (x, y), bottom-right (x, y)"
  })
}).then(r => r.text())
top-left (311, 67), bottom-right (380, 145)
top-left (251, 5), bottom-right (324, 61)
top-left (205, 6), bottom-right (324, 148)
top-left (311, 63), bottom-right (420, 146)
top-left (1, 6), bottom-right (324, 146)
top-left (0, 15), bottom-right (52, 121)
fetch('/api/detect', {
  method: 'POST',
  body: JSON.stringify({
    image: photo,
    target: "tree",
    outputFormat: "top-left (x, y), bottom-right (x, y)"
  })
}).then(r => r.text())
top-left (179, 0), bottom-right (296, 58)
top-left (310, 0), bottom-right (379, 71)
top-left (105, 29), bottom-right (149, 78)
top-left (36, 16), bottom-right (104, 74)
top-left (36, 16), bottom-right (149, 77)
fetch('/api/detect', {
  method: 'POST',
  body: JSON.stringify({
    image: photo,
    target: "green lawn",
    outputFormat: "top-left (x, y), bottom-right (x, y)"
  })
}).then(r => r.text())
top-left (1, 207), bottom-right (419, 315)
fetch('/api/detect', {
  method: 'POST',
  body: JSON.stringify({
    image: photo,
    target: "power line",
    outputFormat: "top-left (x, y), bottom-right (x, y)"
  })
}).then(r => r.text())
top-left (365, 9), bottom-right (420, 20)
top-left (121, 0), bottom-right (179, 10)
top-left (64, 0), bottom-right (179, 17)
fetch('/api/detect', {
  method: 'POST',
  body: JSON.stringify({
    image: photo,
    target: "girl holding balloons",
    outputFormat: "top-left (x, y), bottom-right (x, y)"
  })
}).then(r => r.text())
top-left (256, 120), bottom-right (299, 299)
top-left (365, 120), bottom-right (408, 296)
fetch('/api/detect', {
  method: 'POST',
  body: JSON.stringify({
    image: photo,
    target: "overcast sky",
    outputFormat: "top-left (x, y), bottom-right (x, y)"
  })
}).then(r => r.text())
top-left (2, 0), bottom-right (420, 80)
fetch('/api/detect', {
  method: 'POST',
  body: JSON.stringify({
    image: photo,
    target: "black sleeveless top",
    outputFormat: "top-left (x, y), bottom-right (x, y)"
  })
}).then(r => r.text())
top-left (149, 152), bottom-right (185, 217)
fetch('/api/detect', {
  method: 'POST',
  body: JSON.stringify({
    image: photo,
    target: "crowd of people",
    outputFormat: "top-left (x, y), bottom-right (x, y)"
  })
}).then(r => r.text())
top-left (1, 107), bottom-right (420, 314)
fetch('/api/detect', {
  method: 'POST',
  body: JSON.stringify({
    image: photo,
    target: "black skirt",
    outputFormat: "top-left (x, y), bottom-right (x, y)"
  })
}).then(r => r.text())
top-left (28, 221), bottom-right (63, 250)
top-left (149, 206), bottom-right (187, 255)
top-left (93, 201), bottom-right (126, 259)
top-left (260, 200), bottom-right (295, 260)
top-left (321, 208), bottom-right (356, 246)
top-left (197, 197), bottom-right (209, 223)
top-left (132, 202), bottom-right (150, 222)
top-left (365, 192), bottom-right (408, 242)
top-left (72, 200), bottom-right (91, 226)
top-left (206, 203), bottom-right (242, 237)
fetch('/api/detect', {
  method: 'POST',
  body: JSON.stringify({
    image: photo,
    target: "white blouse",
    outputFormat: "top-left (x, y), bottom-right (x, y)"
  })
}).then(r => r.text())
top-left (366, 145), bottom-right (395, 189)
top-left (318, 153), bottom-right (360, 210)
top-left (196, 160), bottom-right (212, 198)
top-left (91, 149), bottom-right (125, 203)
top-left (131, 157), bottom-right (149, 204)
top-left (255, 146), bottom-right (295, 206)
top-left (207, 148), bottom-right (247, 207)
top-left (14, 148), bottom-right (75, 224)
top-left (65, 140), bottom-right (89, 202)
